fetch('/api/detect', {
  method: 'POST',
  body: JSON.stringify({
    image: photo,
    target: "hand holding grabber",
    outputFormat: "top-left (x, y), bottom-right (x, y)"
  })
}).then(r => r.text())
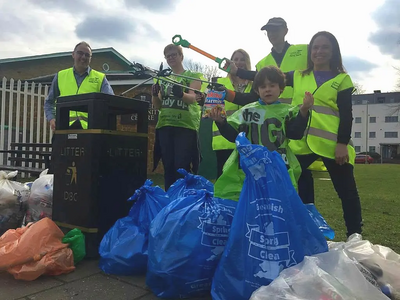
top-left (172, 35), bottom-right (231, 73)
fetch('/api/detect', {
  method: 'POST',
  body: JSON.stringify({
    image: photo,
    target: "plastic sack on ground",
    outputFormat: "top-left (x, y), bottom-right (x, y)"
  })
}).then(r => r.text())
top-left (0, 170), bottom-right (30, 235)
top-left (99, 179), bottom-right (170, 276)
top-left (211, 133), bottom-right (328, 300)
top-left (0, 217), bottom-right (75, 280)
top-left (147, 189), bottom-right (237, 298)
top-left (25, 182), bottom-right (34, 190)
top-left (329, 233), bottom-right (400, 298)
top-left (25, 169), bottom-right (53, 223)
top-left (250, 250), bottom-right (388, 300)
top-left (62, 228), bottom-right (86, 265)
top-left (167, 168), bottom-right (214, 200)
top-left (305, 204), bottom-right (335, 239)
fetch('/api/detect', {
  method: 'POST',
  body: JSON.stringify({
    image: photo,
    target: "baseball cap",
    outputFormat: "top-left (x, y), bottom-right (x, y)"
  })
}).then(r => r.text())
top-left (261, 17), bottom-right (287, 30)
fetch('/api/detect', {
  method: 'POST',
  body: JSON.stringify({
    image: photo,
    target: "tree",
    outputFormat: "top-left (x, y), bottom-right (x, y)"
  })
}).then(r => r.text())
top-left (353, 82), bottom-right (366, 95)
top-left (183, 59), bottom-right (222, 82)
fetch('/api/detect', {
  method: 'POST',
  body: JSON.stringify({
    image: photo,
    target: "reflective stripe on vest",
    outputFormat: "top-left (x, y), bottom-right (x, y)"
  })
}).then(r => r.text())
top-left (58, 68), bottom-right (105, 129)
top-left (226, 110), bottom-right (237, 116)
top-left (312, 105), bottom-right (340, 117)
top-left (212, 77), bottom-right (253, 150)
top-left (69, 115), bottom-right (89, 122)
top-left (289, 71), bottom-right (356, 165)
top-left (213, 130), bottom-right (221, 137)
top-left (308, 127), bottom-right (337, 141)
top-left (295, 104), bottom-right (340, 117)
top-left (256, 44), bottom-right (308, 101)
top-left (279, 98), bottom-right (292, 104)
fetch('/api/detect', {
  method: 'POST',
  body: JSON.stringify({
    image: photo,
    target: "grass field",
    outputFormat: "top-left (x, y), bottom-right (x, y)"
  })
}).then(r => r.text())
top-left (150, 164), bottom-right (400, 253)
top-left (312, 163), bottom-right (400, 253)
top-left (17, 164), bottom-right (399, 253)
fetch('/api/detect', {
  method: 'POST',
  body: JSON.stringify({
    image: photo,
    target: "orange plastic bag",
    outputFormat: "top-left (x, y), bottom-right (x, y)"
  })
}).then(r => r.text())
top-left (0, 217), bottom-right (75, 280)
top-left (0, 226), bottom-right (26, 246)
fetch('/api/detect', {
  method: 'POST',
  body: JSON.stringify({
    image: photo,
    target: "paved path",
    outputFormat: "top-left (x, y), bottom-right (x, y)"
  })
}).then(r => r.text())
top-left (0, 259), bottom-right (212, 300)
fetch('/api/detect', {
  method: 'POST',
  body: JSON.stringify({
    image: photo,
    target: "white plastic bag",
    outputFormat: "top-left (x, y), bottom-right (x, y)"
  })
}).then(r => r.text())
top-left (26, 169), bottom-right (53, 223)
top-left (250, 250), bottom-right (388, 300)
top-left (329, 233), bottom-right (400, 297)
top-left (0, 170), bottom-right (30, 234)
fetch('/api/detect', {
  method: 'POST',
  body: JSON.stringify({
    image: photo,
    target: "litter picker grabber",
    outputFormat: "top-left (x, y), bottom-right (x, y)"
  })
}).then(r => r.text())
top-left (136, 63), bottom-right (213, 87)
top-left (172, 35), bottom-right (231, 73)
top-left (120, 62), bottom-right (165, 96)
top-left (121, 62), bottom-right (224, 95)
top-left (120, 76), bottom-right (154, 96)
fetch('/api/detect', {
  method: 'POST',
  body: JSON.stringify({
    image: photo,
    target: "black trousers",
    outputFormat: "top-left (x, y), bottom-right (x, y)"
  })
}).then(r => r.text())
top-left (296, 153), bottom-right (363, 236)
top-left (215, 149), bottom-right (234, 179)
top-left (158, 126), bottom-right (197, 190)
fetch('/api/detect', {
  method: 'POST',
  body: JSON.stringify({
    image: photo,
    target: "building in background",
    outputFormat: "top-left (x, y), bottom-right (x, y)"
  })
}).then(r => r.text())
top-left (0, 48), bottom-right (160, 173)
top-left (352, 91), bottom-right (400, 162)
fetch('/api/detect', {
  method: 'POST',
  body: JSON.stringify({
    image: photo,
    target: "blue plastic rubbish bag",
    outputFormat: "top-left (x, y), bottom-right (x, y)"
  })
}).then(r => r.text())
top-left (167, 169), bottom-right (214, 200)
top-left (99, 179), bottom-right (170, 275)
top-left (211, 133), bottom-right (328, 300)
top-left (147, 189), bottom-right (237, 298)
top-left (305, 203), bottom-right (335, 239)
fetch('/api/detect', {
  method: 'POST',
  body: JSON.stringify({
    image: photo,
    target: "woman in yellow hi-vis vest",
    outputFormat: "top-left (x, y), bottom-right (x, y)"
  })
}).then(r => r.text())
top-left (212, 49), bottom-right (253, 178)
top-left (223, 18), bottom-right (326, 173)
top-left (221, 31), bottom-right (363, 236)
top-left (287, 31), bottom-right (363, 237)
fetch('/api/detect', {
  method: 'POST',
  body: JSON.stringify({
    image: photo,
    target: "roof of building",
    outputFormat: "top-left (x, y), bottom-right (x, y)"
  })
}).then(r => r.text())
top-left (352, 91), bottom-right (400, 105)
top-left (0, 49), bottom-right (157, 87)
top-left (0, 47), bottom-right (133, 67)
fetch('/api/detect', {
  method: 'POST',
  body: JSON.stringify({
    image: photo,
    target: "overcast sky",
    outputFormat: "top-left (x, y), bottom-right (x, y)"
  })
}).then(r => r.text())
top-left (0, 0), bottom-right (399, 92)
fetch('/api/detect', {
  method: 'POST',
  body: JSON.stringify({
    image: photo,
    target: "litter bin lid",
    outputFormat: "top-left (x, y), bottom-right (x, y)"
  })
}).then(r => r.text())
top-left (57, 93), bottom-right (148, 114)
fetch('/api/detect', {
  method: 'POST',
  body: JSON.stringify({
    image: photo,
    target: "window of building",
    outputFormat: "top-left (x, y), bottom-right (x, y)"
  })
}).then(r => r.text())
top-left (378, 97), bottom-right (385, 103)
top-left (355, 146), bottom-right (361, 152)
top-left (355, 132), bottom-right (361, 138)
top-left (384, 132), bottom-right (398, 138)
top-left (369, 116), bottom-right (376, 123)
top-left (385, 116), bottom-right (398, 123)
top-left (369, 132), bottom-right (376, 138)
top-left (369, 146), bottom-right (376, 153)
top-left (362, 100), bottom-right (368, 104)
top-left (355, 117), bottom-right (362, 123)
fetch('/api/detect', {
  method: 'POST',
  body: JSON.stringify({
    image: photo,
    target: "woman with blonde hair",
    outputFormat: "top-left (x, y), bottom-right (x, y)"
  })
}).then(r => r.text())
top-left (212, 49), bottom-right (253, 178)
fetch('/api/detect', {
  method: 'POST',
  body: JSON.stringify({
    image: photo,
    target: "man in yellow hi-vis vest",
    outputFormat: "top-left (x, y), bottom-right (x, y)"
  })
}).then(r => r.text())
top-left (256, 17), bottom-right (307, 103)
top-left (227, 18), bottom-right (307, 103)
top-left (44, 41), bottom-right (114, 131)
top-left (225, 18), bottom-right (325, 172)
top-left (258, 18), bottom-right (325, 171)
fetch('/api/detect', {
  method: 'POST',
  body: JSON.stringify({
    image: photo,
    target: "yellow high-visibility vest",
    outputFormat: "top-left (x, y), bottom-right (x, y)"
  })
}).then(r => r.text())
top-left (256, 44), bottom-right (307, 103)
top-left (58, 68), bottom-right (104, 129)
top-left (212, 77), bottom-right (252, 150)
top-left (289, 71), bottom-right (356, 165)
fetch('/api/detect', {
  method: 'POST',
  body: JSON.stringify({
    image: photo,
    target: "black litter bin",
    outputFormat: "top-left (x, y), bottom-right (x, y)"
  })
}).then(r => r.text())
top-left (52, 93), bottom-right (148, 258)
